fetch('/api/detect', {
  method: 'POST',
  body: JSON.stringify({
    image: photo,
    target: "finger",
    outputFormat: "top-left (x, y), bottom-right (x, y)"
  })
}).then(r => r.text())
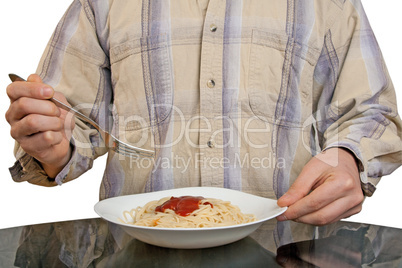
top-left (6, 98), bottom-right (61, 123)
top-left (279, 174), bottom-right (344, 220)
top-left (18, 131), bottom-right (64, 160)
top-left (277, 171), bottom-right (363, 222)
top-left (10, 114), bottom-right (65, 139)
top-left (277, 149), bottom-right (351, 208)
top-left (294, 201), bottom-right (363, 226)
top-left (290, 195), bottom-right (363, 226)
top-left (52, 92), bottom-right (76, 136)
top-left (21, 131), bottom-right (64, 148)
top-left (277, 164), bottom-right (324, 208)
top-left (27, 74), bottom-right (43, 83)
top-left (6, 79), bottom-right (54, 102)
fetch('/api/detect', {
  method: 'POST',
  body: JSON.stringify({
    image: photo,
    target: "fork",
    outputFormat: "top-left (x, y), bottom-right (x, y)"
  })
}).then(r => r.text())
top-left (9, 73), bottom-right (154, 158)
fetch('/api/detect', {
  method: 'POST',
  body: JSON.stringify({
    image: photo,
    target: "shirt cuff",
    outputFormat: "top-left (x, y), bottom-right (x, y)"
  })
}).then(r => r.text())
top-left (9, 151), bottom-right (56, 186)
top-left (9, 139), bottom-right (79, 187)
top-left (323, 141), bottom-right (377, 197)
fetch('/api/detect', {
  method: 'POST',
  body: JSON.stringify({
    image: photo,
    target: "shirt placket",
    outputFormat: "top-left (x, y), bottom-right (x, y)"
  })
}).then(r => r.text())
top-left (199, 0), bottom-right (226, 187)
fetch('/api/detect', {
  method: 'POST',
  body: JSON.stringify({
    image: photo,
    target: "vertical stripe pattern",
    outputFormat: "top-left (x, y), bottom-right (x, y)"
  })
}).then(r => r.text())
top-left (223, 0), bottom-right (243, 190)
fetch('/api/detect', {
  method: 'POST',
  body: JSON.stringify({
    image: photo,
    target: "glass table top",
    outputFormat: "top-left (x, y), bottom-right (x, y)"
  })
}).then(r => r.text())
top-left (0, 218), bottom-right (401, 267)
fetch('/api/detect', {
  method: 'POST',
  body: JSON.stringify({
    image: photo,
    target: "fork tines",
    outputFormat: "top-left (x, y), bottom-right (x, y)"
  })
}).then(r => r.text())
top-left (113, 140), bottom-right (154, 158)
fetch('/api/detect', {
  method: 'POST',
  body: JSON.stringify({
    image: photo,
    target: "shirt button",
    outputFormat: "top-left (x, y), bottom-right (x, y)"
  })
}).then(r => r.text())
top-left (210, 24), bottom-right (217, 32)
top-left (207, 140), bottom-right (215, 148)
top-left (207, 80), bottom-right (215, 88)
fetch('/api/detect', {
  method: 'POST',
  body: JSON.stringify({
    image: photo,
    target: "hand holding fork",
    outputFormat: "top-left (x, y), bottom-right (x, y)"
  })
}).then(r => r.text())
top-left (6, 73), bottom-right (154, 178)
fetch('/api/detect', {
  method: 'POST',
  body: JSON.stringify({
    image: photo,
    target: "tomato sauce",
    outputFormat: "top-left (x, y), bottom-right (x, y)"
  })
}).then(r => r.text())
top-left (155, 196), bottom-right (213, 216)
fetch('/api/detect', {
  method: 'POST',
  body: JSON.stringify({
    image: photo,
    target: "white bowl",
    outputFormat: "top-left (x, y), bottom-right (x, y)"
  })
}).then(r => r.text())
top-left (94, 187), bottom-right (287, 249)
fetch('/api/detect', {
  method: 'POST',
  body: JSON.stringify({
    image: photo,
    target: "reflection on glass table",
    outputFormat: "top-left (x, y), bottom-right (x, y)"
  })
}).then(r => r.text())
top-left (0, 218), bottom-right (401, 267)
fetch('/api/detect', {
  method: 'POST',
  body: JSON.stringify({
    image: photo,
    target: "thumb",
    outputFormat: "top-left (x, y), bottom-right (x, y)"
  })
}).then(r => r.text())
top-left (277, 157), bottom-right (325, 207)
top-left (27, 73), bottom-right (43, 83)
top-left (27, 73), bottom-right (54, 99)
top-left (277, 179), bottom-right (311, 208)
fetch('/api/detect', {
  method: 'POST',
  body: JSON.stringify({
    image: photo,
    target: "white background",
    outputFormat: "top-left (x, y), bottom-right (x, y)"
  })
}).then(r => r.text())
top-left (0, 0), bottom-right (401, 229)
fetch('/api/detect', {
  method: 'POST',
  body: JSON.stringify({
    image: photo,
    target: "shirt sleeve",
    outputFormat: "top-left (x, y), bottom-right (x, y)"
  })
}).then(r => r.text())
top-left (9, 0), bottom-right (111, 186)
top-left (314, 0), bottom-right (402, 196)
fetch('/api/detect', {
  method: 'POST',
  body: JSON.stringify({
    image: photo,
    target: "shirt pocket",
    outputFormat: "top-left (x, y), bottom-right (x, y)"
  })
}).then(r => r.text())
top-left (111, 34), bottom-right (173, 127)
top-left (110, 34), bottom-right (174, 149)
top-left (248, 29), bottom-right (320, 128)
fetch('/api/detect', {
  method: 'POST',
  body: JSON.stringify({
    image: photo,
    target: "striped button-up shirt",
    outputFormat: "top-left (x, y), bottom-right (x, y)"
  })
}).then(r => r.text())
top-left (10, 0), bottom-right (401, 249)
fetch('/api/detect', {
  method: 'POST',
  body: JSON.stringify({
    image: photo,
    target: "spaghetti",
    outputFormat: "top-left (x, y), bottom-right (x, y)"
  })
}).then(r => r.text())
top-left (121, 196), bottom-right (256, 228)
